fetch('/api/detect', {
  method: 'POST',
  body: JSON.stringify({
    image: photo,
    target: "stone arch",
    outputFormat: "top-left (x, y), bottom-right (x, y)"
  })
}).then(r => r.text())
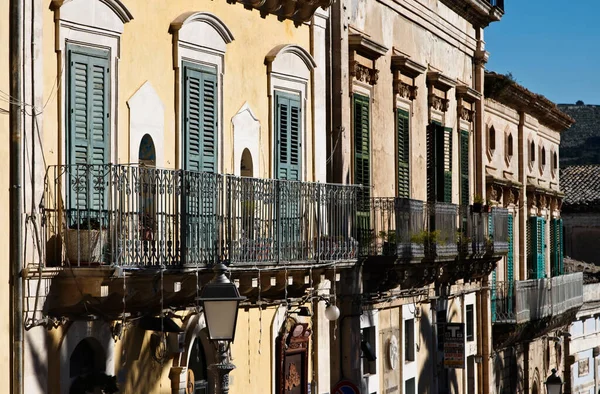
top-left (51, 0), bottom-right (133, 30)
top-left (265, 44), bottom-right (317, 72)
top-left (241, 148), bottom-right (254, 178)
top-left (169, 12), bottom-right (235, 50)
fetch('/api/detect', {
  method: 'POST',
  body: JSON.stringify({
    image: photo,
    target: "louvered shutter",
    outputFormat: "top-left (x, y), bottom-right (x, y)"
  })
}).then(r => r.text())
top-left (529, 217), bottom-right (545, 279)
top-left (559, 218), bottom-right (564, 275)
top-left (427, 124), bottom-right (436, 202)
top-left (397, 109), bottom-right (410, 198)
top-left (67, 46), bottom-right (110, 221)
top-left (490, 210), bottom-right (497, 322)
top-left (182, 64), bottom-right (219, 265)
top-left (354, 94), bottom-right (370, 204)
top-left (184, 65), bottom-right (217, 173)
top-left (443, 127), bottom-right (453, 203)
top-left (551, 218), bottom-right (564, 276)
top-left (507, 214), bottom-right (514, 316)
top-left (275, 92), bottom-right (301, 181)
top-left (460, 130), bottom-right (469, 206)
top-left (538, 217), bottom-right (546, 279)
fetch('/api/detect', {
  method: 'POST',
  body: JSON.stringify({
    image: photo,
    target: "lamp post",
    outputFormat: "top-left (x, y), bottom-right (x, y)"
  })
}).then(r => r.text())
top-left (197, 263), bottom-right (245, 394)
top-left (545, 368), bottom-right (563, 394)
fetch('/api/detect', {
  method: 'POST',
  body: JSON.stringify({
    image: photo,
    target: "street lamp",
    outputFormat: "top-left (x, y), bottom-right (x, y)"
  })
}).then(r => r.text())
top-left (197, 263), bottom-right (245, 394)
top-left (545, 368), bottom-right (563, 394)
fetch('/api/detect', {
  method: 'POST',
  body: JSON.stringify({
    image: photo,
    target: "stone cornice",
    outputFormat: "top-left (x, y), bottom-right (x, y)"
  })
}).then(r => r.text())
top-left (349, 33), bottom-right (388, 60)
top-left (456, 85), bottom-right (482, 103)
top-left (391, 53), bottom-right (427, 78)
top-left (225, 0), bottom-right (332, 26)
top-left (427, 71), bottom-right (456, 92)
top-left (439, 0), bottom-right (504, 28)
top-left (51, 0), bottom-right (134, 23)
top-left (485, 72), bottom-right (575, 131)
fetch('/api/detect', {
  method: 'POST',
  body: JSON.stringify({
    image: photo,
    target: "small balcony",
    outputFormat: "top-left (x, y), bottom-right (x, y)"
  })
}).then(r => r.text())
top-left (492, 272), bottom-right (584, 324)
top-left (42, 164), bottom-right (360, 269)
top-left (458, 206), bottom-right (509, 258)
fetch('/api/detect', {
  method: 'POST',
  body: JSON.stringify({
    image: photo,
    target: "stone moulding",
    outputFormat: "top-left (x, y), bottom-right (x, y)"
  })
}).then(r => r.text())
top-left (225, 0), bottom-right (333, 25)
top-left (391, 53), bottom-right (425, 101)
top-left (456, 85), bottom-right (481, 123)
top-left (50, 0), bottom-right (133, 23)
top-left (427, 71), bottom-right (455, 113)
top-left (348, 32), bottom-right (388, 86)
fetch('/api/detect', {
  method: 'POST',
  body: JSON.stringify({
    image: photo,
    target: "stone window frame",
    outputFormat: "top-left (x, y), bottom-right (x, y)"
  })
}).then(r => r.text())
top-left (265, 44), bottom-right (316, 181)
top-left (505, 130), bottom-right (514, 166)
top-left (488, 125), bottom-right (496, 157)
top-left (169, 12), bottom-right (235, 172)
top-left (529, 139), bottom-right (536, 171)
top-left (551, 149), bottom-right (558, 178)
top-left (51, 0), bottom-right (133, 166)
top-left (539, 142), bottom-right (547, 174)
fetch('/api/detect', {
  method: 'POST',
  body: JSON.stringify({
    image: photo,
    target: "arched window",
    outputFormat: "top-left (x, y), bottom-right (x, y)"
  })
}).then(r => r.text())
top-left (240, 148), bottom-right (253, 177)
top-left (506, 133), bottom-right (513, 159)
top-left (541, 146), bottom-right (546, 169)
top-left (139, 134), bottom-right (156, 166)
top-left (530, 141), bottom-right (536, 162)
top-left (70, 338), bottom-right (106, 377)
top-left (488, 126), bottom-right (496, 152)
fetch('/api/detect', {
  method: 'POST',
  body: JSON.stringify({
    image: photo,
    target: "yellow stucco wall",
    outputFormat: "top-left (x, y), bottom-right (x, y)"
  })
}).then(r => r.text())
top-left (0, 0), bottom-right (13, 391)
top-left (41, 0), bottom-right (314, 181)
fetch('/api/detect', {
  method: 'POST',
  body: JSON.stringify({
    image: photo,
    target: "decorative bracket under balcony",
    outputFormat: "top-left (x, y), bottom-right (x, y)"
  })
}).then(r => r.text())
top-left (391, 51), bottom-right (426, 100)
top-left (427, 71), bottom-right (456, 113)
top-left (526, 185), bottom-right (565, 214)
top-left (225, 0), bottom-right (333, 26)
top-left (486, 176), bottom-right (523, 207)
top-left (456, 85), bottom-right (481, 123)
top-left (349, 32), bottom-right (388, 86)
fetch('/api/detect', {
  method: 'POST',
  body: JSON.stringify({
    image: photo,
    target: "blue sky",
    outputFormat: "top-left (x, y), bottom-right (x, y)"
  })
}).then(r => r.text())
top-left (485, 1), bottom-right (600, 105)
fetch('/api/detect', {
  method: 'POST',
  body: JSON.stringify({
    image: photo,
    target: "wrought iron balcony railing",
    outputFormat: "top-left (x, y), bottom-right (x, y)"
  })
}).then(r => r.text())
top-left (458, 206), bottom-right (509, 257)
top-left (42, 164), bottom-right (360, 268)
top-left (358, 198), bottom-right (460, 260)
top-left (492, 272), bottom-right (584, 324)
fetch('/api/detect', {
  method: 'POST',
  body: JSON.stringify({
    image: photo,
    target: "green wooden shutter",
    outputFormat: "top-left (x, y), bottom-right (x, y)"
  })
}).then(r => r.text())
top-left (490, 211), bottom-right (497, 322)
top-left (275, 92), bottom-right (301, 181)
top-left (354, 94), bottom-right (370, 202)
top-left (443, 127), bottom-right (453, 203)
top-left (551, 218), bottom-right (565, 276)
top-left (507, 215), bottom-right (514, 283)
top-left (460, 130), bottom-right (469, 206)
top-left (529, 217), bottom-right (545, 279)
top-left (183, 64), bottom-right (217, 173)
top-left (67, 45), bottom-right (110, 219)
top-left (397, 109), bottom-right (410, 198)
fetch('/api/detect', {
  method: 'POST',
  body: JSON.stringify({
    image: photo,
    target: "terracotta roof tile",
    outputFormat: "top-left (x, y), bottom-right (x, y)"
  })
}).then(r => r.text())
top-left (560, 165), bottom-right (600, 209)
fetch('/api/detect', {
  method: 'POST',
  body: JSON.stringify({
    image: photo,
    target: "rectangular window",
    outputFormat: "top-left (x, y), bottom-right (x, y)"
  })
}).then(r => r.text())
top-left (466, 304), bottom-right (474, 342)
top-left (66, 44), bottom-right (110, 223)
top-left (397, 108), bottom-right (410, 198)
top-left (551, 218), bottom-right (564, 276)
top-left (405, 378), bottom-right (416, 394)
top-left (427, 123), bottom-right (452, 202)
top-left (460, 130), bottom-right (469, 206)
top-left (528, 216), bottom-right (546, 279)
top-left (405, 318), bottom-right (415, 362)
top-left (275, 91), bottom-right (301, 181)
top-left (183, 63), bottom-right (218, 173)
top-left (361, 326), bottom-right (377, 375)
top-left (354, 94), bottom-right (371, 203)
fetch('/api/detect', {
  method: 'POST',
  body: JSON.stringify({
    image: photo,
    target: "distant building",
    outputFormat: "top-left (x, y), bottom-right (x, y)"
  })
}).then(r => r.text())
top-left (558, 103), bottom-right (600, 166)
top-left (561, 164), bottom-right (600, 265)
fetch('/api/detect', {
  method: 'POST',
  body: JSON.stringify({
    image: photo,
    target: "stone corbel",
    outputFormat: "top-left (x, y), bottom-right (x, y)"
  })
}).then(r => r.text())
top-left (349, 33), bottom-right (388, 86)
top-left (456, 85), bottom-right (481, 124)
top-left (391, 51), bottom-right (426, 101)
top-left (427, 71), bottom-right (455, 113)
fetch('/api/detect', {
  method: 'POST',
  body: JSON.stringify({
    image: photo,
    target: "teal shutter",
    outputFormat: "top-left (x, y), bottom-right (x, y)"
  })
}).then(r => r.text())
top-left (507, 215), bottom-right (514, 283)
top-left (551, 218), bottom-right (564, 276)
top-left (443, 127), bottom-right (453, 203)
top-left (183, 64), bottom-right (218, 173)
top-left (397, 109), bottom-right (410, 198)
top-left (67, 45), bottom-right (110, 221)
top-left (490, 211), bottom-right (497, 322)
top-left (460, 130), bottom-right (469, 206)
top-left (275, 92), bottom-right (301, 181)
top-left (182, 63), bottom-right (218, 265)
top-left (529, 217), bottom-right (546, 279)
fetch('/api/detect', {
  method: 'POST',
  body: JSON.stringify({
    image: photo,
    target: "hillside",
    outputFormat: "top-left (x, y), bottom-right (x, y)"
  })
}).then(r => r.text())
top-left (558, 102), bottom-right (600, 166)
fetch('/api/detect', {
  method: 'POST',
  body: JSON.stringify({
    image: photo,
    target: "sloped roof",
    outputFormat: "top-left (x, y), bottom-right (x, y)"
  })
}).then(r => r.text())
top-left (561, 165), bottom-right (600, 211)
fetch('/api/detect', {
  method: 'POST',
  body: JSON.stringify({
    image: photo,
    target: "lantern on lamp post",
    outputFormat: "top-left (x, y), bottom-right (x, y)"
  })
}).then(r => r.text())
top-left (197, 263), bottom-right (245, 394)
top-left (545, 368), bottom-right (563, 394)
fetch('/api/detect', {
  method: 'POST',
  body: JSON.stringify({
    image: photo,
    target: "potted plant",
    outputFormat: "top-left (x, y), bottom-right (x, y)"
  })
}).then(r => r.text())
top-left (379, 230), bottom-right (397, 256)
top-left (456, 231), bottom-right (472, 256)
top-left (65, 218), bottom-right (109, 265)
top-left (472, 194), bottom-right (484, 213)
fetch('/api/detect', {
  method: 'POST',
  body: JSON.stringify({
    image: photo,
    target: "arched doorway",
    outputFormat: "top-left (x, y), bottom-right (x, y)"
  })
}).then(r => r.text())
top-left (240, 149), bottom-right (255, 240)
top-left (531, 381), bottom-right (538, 394)
top-left (139, 134), bottom-right (156, 242)
top-left (69, 338), bottom-right (117, 394)
top-left (188, 337), bottom-right (209, 393)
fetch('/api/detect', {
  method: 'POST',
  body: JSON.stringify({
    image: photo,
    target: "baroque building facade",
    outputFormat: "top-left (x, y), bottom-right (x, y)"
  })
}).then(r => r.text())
top-left (2, 0), bottom-right (584, 394)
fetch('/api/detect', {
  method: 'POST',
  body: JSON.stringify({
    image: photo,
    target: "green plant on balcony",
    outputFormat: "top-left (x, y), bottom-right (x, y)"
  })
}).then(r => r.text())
top-left (65, 217), bottom-right (109, 265)
top-left (472, 194), bottom-right (484, 212)
top-left (484, 234), bottom-right (494, 253)
top-left (379, 230), bottom-right (397, 256)
top-left (456, 231), bottom-right (472, 256)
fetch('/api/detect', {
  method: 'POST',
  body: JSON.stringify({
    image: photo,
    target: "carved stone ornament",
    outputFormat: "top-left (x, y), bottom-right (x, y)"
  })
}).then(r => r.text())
top-left (351, 61), bottom-right (379, 85)
top-left (429, 93), bottom-right (449, 112)
top-left (460, 106), bottom-right (475, 122)
top-left (285, 363), bottom-right (301, 391)
top-left (388, 335), bottom-right (399, 371)
top-left (394, 80), bottom-right (418, 100)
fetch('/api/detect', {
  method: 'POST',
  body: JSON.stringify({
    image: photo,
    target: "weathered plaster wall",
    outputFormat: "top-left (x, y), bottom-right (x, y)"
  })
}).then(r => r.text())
top-left (0, 0), bottom-right (13, 391)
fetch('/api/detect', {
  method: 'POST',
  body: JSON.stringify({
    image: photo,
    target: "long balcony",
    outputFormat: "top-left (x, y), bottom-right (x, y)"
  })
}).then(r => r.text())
top-left (42, 164), bottom-right (360, 269)
top-left (492, 272), bottom-right (584, 324)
